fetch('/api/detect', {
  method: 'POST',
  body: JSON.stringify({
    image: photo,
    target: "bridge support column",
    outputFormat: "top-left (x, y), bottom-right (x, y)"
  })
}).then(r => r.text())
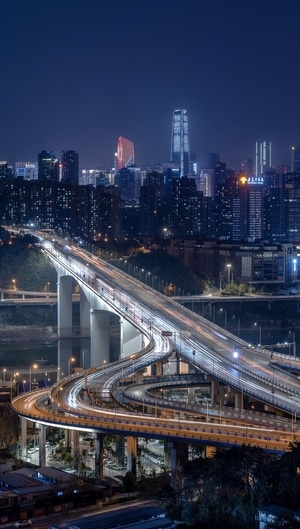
top-left (122, 319), bottom-right (144, 358)
top-left (155, 362), bottom-right (163, 375)
top-left (90, 310), bottom-right (110, 367)
top-left (116, 435), bottom-right (126, 468)
top-left (21, 417), bottom-right (27, 458)
top-left (70, 430), bottom-right (80, 462)
top-left (57, 275), bottom-right (73, 338)
top-left (95, 433), bottom-right (105, 480)
top-left (211, 378), bottom-right (219, 405)
top-left (37, 423), bottom-right (46, 467)
top-left (126, 436), bottom-right (137, 476)
top-left (205, 445), bottom-right (215, 458)
top-left (80, 289), bottom-right (90, 338)
top-left (234, 391), bottom-right (244, 412)
top-left (167, 441), bottom-right (188, 474)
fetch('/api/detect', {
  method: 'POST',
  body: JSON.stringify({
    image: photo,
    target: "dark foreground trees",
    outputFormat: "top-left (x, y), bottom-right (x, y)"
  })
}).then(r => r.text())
top-left (140, 443), bottom-right (300, 529)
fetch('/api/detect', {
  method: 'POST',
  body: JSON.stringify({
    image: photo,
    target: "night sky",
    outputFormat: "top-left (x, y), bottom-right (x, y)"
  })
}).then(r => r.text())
top-left (1, 0), bottom-right (300, 170)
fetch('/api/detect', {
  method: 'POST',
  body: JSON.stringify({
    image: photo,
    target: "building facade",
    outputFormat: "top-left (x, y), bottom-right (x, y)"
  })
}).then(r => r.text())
top-left (170, 109), bottom-right (190, 177)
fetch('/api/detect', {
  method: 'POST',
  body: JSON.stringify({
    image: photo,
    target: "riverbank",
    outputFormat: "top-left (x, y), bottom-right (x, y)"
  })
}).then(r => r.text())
top-left (0, 325), bottom-right (58, 343)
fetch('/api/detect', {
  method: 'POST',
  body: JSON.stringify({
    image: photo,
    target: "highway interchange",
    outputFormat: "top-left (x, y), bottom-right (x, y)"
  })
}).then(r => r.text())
top-left (10, 236), bottom-right (300, 452)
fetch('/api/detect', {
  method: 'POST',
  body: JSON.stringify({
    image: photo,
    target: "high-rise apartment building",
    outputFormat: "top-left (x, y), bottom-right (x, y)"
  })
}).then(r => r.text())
top-left (291, 146), bottom-right (300, 172)
top-left (170, 109), bottom-right (190, 177)
top-left (38, 151), bottom-right (59, 181)
top-left (15, 162), bottom-right (38, 180)
top-left (255, 141), bottom-right (272, 176)
top-left (116, 136), bottom-right (134, 170)
top-left (61, 150), bottom-right (79, 184)
top-left (247, 176), bottom-right (264, 241)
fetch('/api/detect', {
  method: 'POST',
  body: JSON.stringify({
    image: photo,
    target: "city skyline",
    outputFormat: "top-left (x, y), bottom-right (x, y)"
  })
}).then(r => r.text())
top-left (1, 0), bottom-right (300, 170)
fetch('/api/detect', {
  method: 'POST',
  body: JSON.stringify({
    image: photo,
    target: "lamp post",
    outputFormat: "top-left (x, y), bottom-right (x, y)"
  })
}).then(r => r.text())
top-left (68, 357), bottom-right (75, 376)
top-left (220, 308), bottom-right (227, 330)
top-left (29, 364), bottom-right (38, 391)
top-left (10, 372), bottom-right (19, 400)
top-left (3, 369), bottom-right (6, 386)
top-left (254, 322), bottom-right (262, 346)
top-left (227, 264), bottom-right (231, 285)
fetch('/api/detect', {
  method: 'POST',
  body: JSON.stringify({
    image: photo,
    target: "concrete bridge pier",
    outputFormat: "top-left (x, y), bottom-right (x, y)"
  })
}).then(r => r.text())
top-left (90, 310), bottom-right (111, 367)
top-left (126, 436), bottom-right (137, 476)
top-left (37, 423), bottom-right (46, 467)
top-left (21, 417), bottom-right (27, 458)
top-left (234, 390), bottom-right (244, 412)
top-left (80, 289), bottom-right (91, 338)
top-left (70, 429), bottom-right (80, 462)
top-left (57, 275), bottom-right (73, 338)
top-left (122, 319), bottom-right (144, 358)
top-left (166, 441), bottom-right (188, 474)
top-left (95, 433), bottom-right (105, 479)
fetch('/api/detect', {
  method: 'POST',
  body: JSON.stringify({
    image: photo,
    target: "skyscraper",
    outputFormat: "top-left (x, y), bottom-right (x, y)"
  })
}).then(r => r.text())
top-left (255, 141), bottom-right (272, 176)
top-left (291, 146), bottom-right (300, 172)
top-left (116, 136), bottom-right (134, 170)
top-left (61, 150), bottom-right (79, 184)
top-left (38, 150), bottom-right (59, 181)
top-left (170, 109), bottom-right (190, 177)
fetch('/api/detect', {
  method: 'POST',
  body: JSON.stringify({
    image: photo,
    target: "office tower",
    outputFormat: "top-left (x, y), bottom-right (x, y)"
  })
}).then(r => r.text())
top-left (116, 136), bottom-right (134, 170)
top-left (282, 172), bottom-right (300, 243)
top-left (38, 150), bottom-right (59, 181)
top-left (170, 109), bottom-right (190, 177)
top-left (247, 176), bottom-right (264, 241)
top-left (140, 171), bottom-right (165, 236)
top-left (205, 151), bottom-right (220, 170)
top-left (255, 141), bottom-right (272, 176)
top-left (61, 150), bottom-right (79, 184)
top-left (216, 174), bottom-right (248, 241)
top-left (15, 162), bottom-right (38, 180)
top-left (213, 161), bottom-right (229, 198)
top-left (171, 176), bottom-right (203, 236)
top-left (0, 161), bottom-right (8, 178)
top-left (291, 146), bottom-right (300, 172)
top-left (114, 167), bottom-right (136, 201)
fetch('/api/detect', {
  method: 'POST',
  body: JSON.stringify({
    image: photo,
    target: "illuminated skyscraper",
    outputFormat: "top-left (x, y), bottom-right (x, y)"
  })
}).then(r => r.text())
top-left (61, 150), bottom-right (79, 184)
top-left (38, 150), bottom-right (59, 181)
top-left (116, 136), bottom-right (134, 170)
top-left (255, 141), bottom-right (272, 176)
top-left (170, 109), bottom-right (190, 177)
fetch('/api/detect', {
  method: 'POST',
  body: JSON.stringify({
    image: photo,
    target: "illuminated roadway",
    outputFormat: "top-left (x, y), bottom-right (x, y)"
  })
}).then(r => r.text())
top-left (10, 236), bottom-right (300, 452)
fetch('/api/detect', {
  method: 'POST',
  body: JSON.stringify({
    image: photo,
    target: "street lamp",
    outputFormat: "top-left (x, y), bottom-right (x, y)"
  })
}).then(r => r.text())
top-left (220, 308), bottom-right (227, 330)
top-left (29, 364), bottom-right (38, 390)
top-left (3, 369), bottom-right (6, 386)
top-left (10, 372), bottom-right (19, 400)
top-left (227, 264), bottom-right (231, 285)
top-left (68, 357), bottom-right (75, 376)
top-left (254, 322), bottom-right (262, 346)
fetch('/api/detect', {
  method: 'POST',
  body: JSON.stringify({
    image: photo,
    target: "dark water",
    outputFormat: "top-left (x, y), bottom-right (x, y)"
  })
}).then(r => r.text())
top-left (0, 338), bottom-right (91, 380)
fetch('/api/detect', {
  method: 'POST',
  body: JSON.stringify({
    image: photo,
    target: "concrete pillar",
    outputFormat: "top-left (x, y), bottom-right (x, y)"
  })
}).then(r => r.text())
top-left (21, 417), bottom-right (27, 458)
top-left (80, 289), bottom-right (91, 338)
top-left (57, 275), bottom-right (73, 338)
top-left (57, 338), bottom-right (73, 379)
top-left (126, 436), bottom-right (137, 476)
top-left (167, 441), bottom-right (188, 472)
top-left (205, 445), bottom-right (215, 458)
top-left (70, 430), bottom-right (80, 460)
top-left (122, 319), bottom-right (144, 358)
top-left (234, 390), bottom-right (244, 412)
top-left (211, 378), bottom-right (219, 405)
top-left (90, 310), bottom-right (110, 367)
top-left (38, 424), bottom-right (46, 467)
top-left (116, 435), bottom-right (126, 468)
top-left (155, 362), bottom-right (163, 375)
top-left (95, 433), bottom-right (105, 480)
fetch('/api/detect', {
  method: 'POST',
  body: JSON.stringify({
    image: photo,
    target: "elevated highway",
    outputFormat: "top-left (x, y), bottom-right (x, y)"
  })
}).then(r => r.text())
top-left (10, 236), bottom-right (300, 458)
